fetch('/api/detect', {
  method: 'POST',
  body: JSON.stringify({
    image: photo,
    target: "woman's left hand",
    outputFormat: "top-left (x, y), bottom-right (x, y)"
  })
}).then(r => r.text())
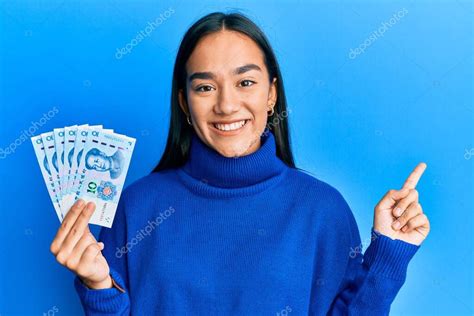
top-left (373, 162), bottom-right (431, 246)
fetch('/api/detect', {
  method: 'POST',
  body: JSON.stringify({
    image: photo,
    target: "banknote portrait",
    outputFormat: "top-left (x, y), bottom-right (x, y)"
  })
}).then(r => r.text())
top-left (84, 148), bottom-right (124, 179)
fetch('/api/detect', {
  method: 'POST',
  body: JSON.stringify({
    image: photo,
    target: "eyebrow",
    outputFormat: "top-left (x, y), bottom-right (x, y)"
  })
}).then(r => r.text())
top-left (188, 63), bottom-right (262, 82)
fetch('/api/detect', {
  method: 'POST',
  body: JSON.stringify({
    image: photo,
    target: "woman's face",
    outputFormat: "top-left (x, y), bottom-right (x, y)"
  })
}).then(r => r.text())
top-left (179, 30), bottom-right (277, 158)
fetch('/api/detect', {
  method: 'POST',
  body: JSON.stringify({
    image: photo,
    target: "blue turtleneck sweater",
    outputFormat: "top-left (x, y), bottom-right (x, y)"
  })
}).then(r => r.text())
top-left (74, 131), bottom-right (420, 315)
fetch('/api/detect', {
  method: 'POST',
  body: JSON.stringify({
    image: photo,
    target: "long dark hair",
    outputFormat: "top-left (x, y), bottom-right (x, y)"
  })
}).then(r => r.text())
top-left (153, 11), bottom-right (295, 172)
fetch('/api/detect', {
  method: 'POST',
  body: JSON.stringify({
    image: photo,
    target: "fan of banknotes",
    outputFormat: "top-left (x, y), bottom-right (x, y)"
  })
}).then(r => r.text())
top-left (31, 124), bottom-right (136, 228)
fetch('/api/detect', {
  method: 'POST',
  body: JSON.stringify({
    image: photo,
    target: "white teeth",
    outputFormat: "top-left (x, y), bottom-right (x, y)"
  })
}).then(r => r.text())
top-left (214, 120), bottom-right (247, 131)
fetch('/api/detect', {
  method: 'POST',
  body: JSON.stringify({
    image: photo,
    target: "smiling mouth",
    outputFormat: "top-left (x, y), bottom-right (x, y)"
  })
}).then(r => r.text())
top-left (211, 119), bottom-right (249, 132)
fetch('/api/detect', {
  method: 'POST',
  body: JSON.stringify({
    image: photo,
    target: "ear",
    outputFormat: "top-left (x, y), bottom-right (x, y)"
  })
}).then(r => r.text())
top-left (268, 77), bottom-right (278, 108)
top-left (178, 89), bottom-right (189, 116)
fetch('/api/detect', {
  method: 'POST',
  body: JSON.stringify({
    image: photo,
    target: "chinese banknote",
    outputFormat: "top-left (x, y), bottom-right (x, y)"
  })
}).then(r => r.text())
top-left (31, 124), bottom-right (136, 228)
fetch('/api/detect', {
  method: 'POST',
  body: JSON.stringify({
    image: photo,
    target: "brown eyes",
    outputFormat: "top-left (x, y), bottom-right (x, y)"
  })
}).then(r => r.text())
top-left (195, 85), bottom-right (213, 92)
top-left (240, 79), bottom-right (256, 87)
top-left (195, 80), bottom-right (256, 92)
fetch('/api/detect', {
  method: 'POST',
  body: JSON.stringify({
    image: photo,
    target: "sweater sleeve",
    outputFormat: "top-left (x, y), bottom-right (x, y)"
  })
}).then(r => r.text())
top-left (325, 191), bottom-right (420, 316)
top-left (74, 198), bottom-right (131, 315)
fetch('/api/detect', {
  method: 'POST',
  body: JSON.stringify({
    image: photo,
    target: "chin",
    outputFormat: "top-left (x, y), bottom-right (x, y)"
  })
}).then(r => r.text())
top-left (200, 121), bottom-right (263, 157)
top-left (212, 143), bottom-right (246, 158)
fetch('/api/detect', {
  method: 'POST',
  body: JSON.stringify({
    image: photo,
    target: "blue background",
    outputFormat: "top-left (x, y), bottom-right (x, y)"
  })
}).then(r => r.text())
top-left (0, 1), bottom-right (472, 315)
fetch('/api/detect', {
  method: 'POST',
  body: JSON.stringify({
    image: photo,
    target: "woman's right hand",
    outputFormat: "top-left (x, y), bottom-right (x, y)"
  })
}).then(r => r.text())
top-left (50, 199), bottom-right (112, 289)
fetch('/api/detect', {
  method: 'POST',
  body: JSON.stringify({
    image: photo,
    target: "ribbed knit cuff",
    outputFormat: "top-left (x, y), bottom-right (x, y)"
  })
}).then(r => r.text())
top-left (74, 268), bottom-right (129, 313)
top-left (363, 228), bottom-right (420, 281)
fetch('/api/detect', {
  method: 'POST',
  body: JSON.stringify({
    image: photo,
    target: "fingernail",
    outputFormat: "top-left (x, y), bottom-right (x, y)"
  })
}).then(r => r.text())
top-left (394, 207), bottom-right (403, 217)
top-left (392, 221), bottom-right (401, 230)
top-left (76, 199), bottom-right (85, 207)
top-left (402, 226), bottom-right (408, 232)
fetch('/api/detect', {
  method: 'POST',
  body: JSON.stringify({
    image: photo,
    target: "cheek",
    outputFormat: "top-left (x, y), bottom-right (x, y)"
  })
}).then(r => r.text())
top-left (243, 85), bottom-right (267, 101)
top-left (242, 86), bottom-right (269, 109)
top-left (248, 93), bottom-right (270, 119)
top-left (253, 110), bottom-right (269, 132)
top-left (187, 94), bottom-right (215, 119)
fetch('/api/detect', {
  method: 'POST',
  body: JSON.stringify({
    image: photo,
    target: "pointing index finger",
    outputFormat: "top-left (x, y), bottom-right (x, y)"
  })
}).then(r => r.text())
top-left (402, 162), bottom-right (427, 189)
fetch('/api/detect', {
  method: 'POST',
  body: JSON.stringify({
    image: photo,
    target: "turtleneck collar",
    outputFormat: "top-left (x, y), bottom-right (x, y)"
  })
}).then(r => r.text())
top-left (178, 131), bottom-right (287, 195)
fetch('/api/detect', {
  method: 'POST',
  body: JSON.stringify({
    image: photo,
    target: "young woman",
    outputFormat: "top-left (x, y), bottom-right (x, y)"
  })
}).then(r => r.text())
top-left (50, 12), bottom-right (430, 315)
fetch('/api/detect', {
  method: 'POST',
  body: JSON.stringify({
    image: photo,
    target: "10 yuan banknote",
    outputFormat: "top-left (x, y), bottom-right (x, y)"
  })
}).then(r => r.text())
top-left (31, 125), bottom-right (136, 228)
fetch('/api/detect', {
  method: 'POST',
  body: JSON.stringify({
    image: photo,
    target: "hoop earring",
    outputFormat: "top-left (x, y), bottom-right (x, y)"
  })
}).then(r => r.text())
top-left (267, 105), bottom-right (275, 117)
top-left (186, 115), bottom-right (192, 126)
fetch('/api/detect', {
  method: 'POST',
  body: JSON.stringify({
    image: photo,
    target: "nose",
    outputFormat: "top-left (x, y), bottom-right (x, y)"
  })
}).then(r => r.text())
top-left (214, 84), bottom-right (240, 115)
